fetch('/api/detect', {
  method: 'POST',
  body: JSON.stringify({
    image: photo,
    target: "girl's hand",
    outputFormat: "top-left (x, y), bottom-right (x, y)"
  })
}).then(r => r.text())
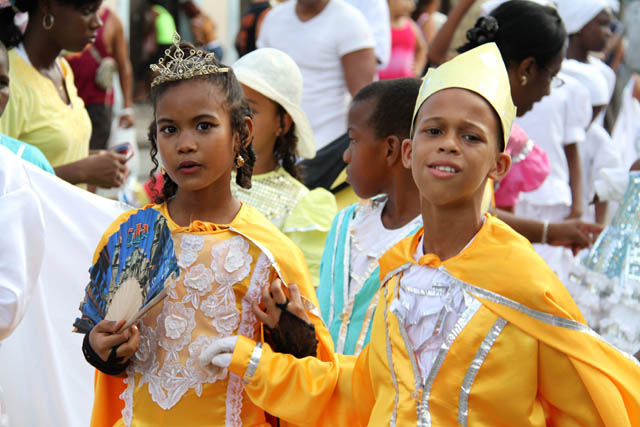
top-left (82, 151), bottom-right (130, 188)
top-left (89, 320), bottom-right (140, 363)
top-left (547, 219), bottom-right (603, 255)
top-left (200, 336), bottom-right (238, 369)
top-left (252, 279), bottom-right (311, 329)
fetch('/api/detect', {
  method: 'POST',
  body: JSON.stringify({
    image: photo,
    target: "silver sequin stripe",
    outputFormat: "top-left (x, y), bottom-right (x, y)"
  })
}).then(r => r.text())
top-left (383, 284), bottom-right (400, 427)
top-left (418, 298), bottom-right (483, 427)
top-left (441, 268), bottom-right (640, 369)
top-left (458, 317), bottom-right (507, 427)
top-left (242, 342), bottom-right (263, 385)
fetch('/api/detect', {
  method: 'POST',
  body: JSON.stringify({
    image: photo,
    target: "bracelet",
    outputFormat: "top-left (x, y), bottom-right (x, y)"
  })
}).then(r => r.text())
top-left (541, 220), bottom-right (549, 244)
top-left (120, 107), bottom-right (134, 116)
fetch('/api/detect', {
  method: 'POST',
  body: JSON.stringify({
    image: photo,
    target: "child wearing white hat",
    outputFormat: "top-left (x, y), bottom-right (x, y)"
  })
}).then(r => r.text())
top-left (231, 47), bottom-right (337, 286)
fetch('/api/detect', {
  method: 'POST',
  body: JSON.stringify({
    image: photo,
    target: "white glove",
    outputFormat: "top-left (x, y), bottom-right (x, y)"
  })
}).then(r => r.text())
top-left (200, 336), bottom-right (238, 369)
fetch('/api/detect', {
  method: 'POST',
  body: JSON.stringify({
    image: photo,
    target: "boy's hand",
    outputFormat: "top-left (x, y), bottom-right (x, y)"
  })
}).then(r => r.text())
top-left (89, 320), bottom-right (140, 363)
top-left (252, 278), bottom-right (311, 329)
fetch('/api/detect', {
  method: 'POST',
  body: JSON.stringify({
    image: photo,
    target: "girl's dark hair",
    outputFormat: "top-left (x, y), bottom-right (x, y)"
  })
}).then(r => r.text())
top-left (273, 104), bottom-right (301, 180)
top-left (0, 0), bottom-right (100, 49)
top-left (458, 0), bottom-right (567, 69)
top-left (148, 41), bottom-right (255, 203)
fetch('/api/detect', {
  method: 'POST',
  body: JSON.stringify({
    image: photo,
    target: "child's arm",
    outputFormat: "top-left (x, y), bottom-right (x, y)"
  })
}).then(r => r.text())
top-left (428, 0), bottom-right (479, 66)
top-left (410, 19), bottom-right (428, 76)
top-left (201, 283), bottom-right (364, 425)
top-left (564, 143), bottom-right (584, 220)
top-left (84, 320), bottom-right (140, 377)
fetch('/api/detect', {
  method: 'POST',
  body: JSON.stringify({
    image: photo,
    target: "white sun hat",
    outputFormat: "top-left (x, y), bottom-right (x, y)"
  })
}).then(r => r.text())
top-left (232, 48), bottom-right (316, 159)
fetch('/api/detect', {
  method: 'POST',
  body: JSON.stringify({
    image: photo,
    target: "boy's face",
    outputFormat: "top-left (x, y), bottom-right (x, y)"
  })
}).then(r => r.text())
top-left (402, 88), bottom-right (510, 208)
top-left (344, 99), bottom-right (389, 199)
top-left (0, 47), bottom-right (9, 116)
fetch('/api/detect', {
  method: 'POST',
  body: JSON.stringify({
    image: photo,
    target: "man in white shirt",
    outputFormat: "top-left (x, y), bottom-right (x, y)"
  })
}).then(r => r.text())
top-left (345, 0), bottom-right (391, 69)
top-left (258, 0), bottom-right (376, 189)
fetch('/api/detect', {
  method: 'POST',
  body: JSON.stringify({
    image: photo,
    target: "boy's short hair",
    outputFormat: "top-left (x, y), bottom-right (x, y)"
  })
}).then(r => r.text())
top-left (352, 78), bottom-right (422, 142)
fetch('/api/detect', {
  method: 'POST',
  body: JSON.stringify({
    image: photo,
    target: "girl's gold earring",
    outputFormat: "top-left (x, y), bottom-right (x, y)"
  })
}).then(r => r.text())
top-left (161, 167), bottom-right (167, 175)
top-left (235, 154), bottom-right (245, 168)
top-left (520, 76), bottom-right (528, 86)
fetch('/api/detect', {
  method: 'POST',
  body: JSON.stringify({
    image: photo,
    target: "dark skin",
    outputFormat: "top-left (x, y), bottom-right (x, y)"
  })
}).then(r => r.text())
top-left (21, 0), bottom-right (129, 187)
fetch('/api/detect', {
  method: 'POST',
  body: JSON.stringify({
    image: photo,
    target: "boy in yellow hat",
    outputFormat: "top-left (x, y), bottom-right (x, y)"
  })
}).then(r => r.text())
top-left (203, 43), bottom-right (640, 426)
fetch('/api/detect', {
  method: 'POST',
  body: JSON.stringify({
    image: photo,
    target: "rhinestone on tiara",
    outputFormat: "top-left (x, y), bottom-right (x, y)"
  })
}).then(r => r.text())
top-left (150, 32), bottom-right (229, 88)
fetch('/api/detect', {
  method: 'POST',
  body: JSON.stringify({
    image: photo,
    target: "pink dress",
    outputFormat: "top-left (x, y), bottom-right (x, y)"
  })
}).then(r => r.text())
top-left (495, 123), bottom-right (551, 208)
top-left (379, 19), bottom-right (416, 80)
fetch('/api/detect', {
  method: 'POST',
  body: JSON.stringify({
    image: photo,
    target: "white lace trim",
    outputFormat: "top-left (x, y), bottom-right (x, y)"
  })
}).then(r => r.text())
top-left (121, 234), bottom-right (260, 418)
top-left (225, 253), bottom-right (270, 426)
top-left (121, 365), bottom-right (135, 426)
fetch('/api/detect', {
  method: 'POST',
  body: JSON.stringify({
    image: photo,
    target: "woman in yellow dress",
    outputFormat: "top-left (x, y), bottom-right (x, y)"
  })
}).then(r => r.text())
top-left (0, 0), bottom-right (128, 188)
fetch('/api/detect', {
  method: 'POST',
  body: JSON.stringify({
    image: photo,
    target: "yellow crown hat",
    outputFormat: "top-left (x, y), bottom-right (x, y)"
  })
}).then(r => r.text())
top-left (411, 43), bottom-right (516, 150)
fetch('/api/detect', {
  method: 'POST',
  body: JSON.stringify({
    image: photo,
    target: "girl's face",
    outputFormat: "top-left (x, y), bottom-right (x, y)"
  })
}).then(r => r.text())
top-left (0, 47), bottom-right (9, 116)
top-left (240, 84), bottom-right (283, 158)
top-left (402, 88), bottom-right (510, 208)
top-left (388, 0), bottom-right (415, 17)
top-left (155, 80), bottom-right (242, 194)
top-left (46, 0), bottom-right (103, 52)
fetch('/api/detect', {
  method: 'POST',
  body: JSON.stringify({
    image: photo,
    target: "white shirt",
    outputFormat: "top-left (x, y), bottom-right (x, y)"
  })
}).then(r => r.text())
top-left (258, 0), bottom-right (375, 149)
top-left (390, 232), bottom-right (480, 378)
top-left (345, 0), bottom-right (391, 69)
top-left (0, 145), bottom-right (126, 427)
top-left (516, 72), bottom-right (591, 206)
top-left (348, 197), bottom-right (422, 300)
top-left (562, 57), bottom-right (615, 125)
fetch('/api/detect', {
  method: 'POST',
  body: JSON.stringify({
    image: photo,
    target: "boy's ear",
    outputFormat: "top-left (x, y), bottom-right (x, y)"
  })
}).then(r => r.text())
top-left (401, 138), bottom-right (413, 170)
top-left (488, 152), bottom-right (511, 182)
top-left (385, 135), bottom-right (402, 166)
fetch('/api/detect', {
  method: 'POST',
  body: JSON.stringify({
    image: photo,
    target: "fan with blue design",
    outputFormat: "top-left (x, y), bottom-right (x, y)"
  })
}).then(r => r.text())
top-left (74, 208), bottom-right (180, 334)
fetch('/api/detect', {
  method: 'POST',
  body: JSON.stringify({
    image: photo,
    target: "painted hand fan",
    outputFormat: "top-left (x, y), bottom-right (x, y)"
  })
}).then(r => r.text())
top-left (74, 208), bottom-right (180, 334)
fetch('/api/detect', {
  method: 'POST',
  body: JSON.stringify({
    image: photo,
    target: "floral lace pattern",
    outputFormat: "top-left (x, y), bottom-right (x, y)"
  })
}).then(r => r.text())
top-left (178, 234), bottom-right (205, 268)
top-left (211, 236), bottom-right (253, 287)
top-left (183, 264), bottom-right (214, 308)
top-left (121, 233), bottom-right (266, 425)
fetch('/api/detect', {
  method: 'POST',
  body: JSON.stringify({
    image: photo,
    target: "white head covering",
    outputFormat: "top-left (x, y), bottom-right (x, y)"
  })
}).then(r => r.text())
top-left (232, 48), bottom-right (316, 159)
top-left (556, 0), bottom-right (609, 35)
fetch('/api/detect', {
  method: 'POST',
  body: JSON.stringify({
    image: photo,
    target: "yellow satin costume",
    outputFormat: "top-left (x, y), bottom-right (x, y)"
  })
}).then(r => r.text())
top-left (228, 215), bottom-right (640, 426)
top-left (87, 203), bottom-right (334, 427)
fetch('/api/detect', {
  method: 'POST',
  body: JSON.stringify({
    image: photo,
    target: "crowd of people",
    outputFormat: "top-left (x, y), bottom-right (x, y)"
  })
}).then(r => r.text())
top-left (1, 0), bottom-right (640, 426)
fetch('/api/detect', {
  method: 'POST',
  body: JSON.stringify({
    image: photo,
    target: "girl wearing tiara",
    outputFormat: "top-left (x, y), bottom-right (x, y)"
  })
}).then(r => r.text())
top-left (79, 35), bottom-right (330, 427)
